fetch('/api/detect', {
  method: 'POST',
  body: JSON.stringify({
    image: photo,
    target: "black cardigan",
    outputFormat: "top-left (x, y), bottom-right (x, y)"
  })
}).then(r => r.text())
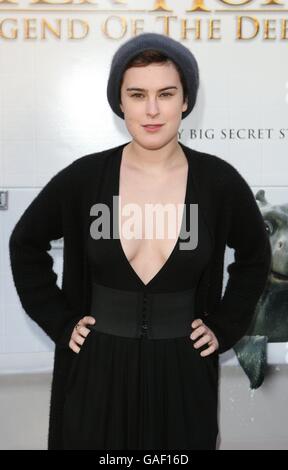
top-left (8, 140), bottom-right (271, 449)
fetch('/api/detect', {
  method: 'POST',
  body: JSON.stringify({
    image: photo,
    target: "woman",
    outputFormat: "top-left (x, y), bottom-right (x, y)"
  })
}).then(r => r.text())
top-left (9, 33), bottom-right (271, 450)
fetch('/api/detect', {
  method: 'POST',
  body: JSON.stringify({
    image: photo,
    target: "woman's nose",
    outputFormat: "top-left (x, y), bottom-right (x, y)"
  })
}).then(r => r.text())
top-left (146, 98), bottom-right (160, 116)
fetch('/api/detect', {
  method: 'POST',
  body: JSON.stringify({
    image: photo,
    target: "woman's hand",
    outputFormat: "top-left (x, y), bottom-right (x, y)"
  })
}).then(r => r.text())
top-left (190, 319), bottom-right (219, 357)
top-left (69, 316), bottom-right (96, 354)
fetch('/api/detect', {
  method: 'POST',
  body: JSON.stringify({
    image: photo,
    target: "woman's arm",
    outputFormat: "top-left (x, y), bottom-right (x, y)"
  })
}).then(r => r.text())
top-left (9, 164), bottom-right (82, 348)
top-left (203, 168), bottom-right (272, 354)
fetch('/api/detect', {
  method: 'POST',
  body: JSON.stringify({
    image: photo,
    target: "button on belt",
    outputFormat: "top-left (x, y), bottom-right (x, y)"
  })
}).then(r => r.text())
top-left (140, 292), bottom-right (148, 338)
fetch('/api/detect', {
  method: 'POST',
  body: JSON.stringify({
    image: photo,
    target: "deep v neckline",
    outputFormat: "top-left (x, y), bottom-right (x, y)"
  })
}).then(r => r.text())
top-left (115, 142), bottom-right (191, 289)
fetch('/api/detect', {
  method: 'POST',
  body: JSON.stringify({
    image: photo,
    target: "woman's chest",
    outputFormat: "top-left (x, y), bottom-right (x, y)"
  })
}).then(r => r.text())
top-left (117, 162), bottom-right (189, 263)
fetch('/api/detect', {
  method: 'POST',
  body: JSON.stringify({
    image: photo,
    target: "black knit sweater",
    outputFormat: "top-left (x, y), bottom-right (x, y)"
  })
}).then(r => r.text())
top-left (8, 140), bottom-right (271, 449)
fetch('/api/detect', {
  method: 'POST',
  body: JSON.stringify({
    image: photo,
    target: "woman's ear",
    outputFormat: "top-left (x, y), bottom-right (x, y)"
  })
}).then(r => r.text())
top-left (182, 97), bottom-right (188, 113)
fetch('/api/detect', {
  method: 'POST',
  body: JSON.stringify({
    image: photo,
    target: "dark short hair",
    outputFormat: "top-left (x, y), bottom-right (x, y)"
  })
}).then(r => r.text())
top-left (119, 49), bottom-right (188, 105)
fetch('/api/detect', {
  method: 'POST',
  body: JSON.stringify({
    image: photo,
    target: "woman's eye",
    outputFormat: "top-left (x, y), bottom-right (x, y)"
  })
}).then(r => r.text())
top-left (130, 93), bottom-right (173, 98)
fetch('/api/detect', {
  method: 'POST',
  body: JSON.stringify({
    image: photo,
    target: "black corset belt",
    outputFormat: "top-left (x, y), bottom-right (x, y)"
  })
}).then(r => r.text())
top-left (89, 282), bottom-right (196, 339)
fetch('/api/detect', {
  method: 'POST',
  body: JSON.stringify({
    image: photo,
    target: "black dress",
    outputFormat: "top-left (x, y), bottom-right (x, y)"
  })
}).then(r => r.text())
top-left (62, 145), bottom-right (219, 450)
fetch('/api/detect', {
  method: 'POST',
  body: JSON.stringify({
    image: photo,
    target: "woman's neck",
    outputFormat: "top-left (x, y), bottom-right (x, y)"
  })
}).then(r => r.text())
top-left (123, 139), bottom-right (186, 174)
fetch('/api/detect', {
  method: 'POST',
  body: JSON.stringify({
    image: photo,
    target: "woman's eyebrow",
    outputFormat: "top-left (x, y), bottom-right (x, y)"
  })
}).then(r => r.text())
top-left (126, 86), bottom-right (178, 92)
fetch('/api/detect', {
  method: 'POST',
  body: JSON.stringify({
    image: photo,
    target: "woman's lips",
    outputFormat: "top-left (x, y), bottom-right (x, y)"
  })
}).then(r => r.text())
top-left (143, 124), bottom-right (164, 132)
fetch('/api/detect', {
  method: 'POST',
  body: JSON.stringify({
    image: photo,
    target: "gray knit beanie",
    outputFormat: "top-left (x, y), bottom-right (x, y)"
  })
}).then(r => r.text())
top-left (107, 33), bottom-right (199, 120)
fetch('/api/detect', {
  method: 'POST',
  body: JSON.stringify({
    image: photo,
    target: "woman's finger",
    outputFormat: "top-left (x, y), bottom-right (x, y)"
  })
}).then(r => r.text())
top-left (193, 333), bottom-right (212, 349)
top-left (199, 343), bottom-right (217, 357)
top-left (70, 331), bottom-right (91, 353)
top-left (73, 325), bottom-right (91, 338)
top-left (69, 339), bottom-right (80, 354)
top-left (191, 319), bottom-right (203, 329)
top-left (190, 324), bottom-right (206, 341)
top-left (72, 332), bottom-right (86, 346)
top-left (82, 316), bottom-right (96, 325)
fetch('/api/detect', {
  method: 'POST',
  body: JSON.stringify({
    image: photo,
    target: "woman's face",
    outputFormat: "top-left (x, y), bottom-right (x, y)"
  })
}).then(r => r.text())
top-left (119, 61), bottom-right (188, 148)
